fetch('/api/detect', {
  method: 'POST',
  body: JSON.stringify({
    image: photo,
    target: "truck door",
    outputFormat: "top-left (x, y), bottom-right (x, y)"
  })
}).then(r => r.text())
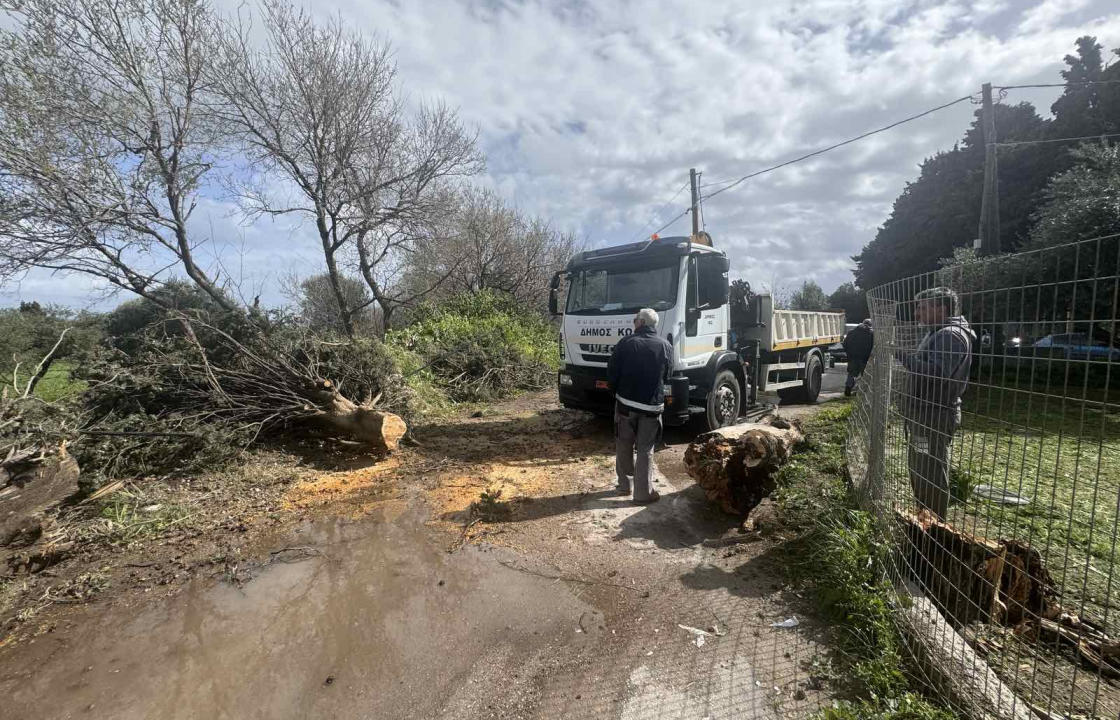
top-left (680, 254), bottom-right (729, 369)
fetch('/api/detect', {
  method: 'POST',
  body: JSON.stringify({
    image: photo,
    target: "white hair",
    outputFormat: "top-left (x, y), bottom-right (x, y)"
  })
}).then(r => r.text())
top-left (636, 308), bottom-right (659, 328)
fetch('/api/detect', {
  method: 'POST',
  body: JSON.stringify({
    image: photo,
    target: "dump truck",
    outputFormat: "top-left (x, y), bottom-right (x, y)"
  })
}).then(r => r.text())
top-left (549, 233), bottom-right (844, 430)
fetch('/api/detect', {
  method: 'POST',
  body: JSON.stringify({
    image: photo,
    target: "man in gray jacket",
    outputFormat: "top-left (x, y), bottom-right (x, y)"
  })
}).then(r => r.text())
top-left (897, 287), bottom-right (974, 518)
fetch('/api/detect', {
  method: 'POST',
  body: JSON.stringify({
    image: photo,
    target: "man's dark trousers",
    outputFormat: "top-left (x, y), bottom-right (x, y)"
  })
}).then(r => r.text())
top-left (907, 413), bottom-right (955, 518)
top-left (615, 403), bottom-right (660, 502)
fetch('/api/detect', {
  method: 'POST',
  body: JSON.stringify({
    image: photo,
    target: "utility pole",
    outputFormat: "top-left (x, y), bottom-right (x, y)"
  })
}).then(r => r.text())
top-left (975, 82), bottom-right (1000, 256)
top-left (689, 167), bottom-right (700, 239)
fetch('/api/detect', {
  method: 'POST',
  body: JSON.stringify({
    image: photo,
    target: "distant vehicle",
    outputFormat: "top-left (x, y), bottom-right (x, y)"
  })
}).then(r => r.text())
top-left (1033, 333), bottom-right (1120, 362)
top-left (550, 234), bottom-right (844, 429)
top-left (828, 323), bottom-right (859, 366)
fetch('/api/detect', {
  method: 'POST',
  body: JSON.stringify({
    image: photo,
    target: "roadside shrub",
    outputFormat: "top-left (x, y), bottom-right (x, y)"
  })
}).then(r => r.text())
top-left (387, 290), bottom-right (558, 402)
top-left (72, 301), bottom-right (413, 483)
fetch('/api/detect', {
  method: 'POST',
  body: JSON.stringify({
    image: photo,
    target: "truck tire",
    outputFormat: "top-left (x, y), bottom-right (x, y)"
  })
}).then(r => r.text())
top-left (778, 354), bottom-right (823, 405)
top-left (706, 369), bottom-right (741, 430)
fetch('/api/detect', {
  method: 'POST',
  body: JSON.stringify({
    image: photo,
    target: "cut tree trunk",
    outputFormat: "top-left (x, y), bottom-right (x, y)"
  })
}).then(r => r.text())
top-left (683, 417), bottom-right (803, 515)
top-left (2, 446), bottom-right (79, 555)
top-left (899, 580), bottom-right (1035, 720)
top-left (897, 510), bottom-right (1120, 678)
top-left (896, 509), bottom-right (1061, 627)
top-left (308, 380), bottom-right (407, 453)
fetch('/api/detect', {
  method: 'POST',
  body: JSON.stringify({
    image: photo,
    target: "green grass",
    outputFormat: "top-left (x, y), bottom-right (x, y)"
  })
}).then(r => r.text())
top-left (33, 361), bottom-right (87, 401)
top-left (6, 360), bottom-right (87, 402)
top-left (773, 405), bottom-right (956, 720)
top-left (92, 495), bottom-right (193, 544)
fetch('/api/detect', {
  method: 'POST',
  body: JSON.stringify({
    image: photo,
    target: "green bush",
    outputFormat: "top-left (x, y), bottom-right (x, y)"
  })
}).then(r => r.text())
top-left (73, 300), bottom-right (414, 483)
top-left (387, 290), bottom-right (558, 402)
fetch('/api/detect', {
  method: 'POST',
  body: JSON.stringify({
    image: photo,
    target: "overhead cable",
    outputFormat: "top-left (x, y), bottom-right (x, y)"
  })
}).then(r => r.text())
top-left (995, 80), bottom-right (1120, 90)
top-left (703, 94), bottom-right (976, 202)
top-left (995, 132), bottom-right (1120, 147)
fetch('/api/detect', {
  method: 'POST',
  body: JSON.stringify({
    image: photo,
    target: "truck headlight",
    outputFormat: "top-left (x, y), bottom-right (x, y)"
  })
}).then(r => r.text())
top-left (559, 374), bottom-right (573, 387)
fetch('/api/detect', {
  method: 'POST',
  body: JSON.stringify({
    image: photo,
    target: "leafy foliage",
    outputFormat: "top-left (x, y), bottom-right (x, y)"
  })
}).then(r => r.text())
top-left (1027, 142), bottom-right (1120, 252)
top-left (790, 280), bottom-right (830, 311)
top-left (291, 273), bottom-right (381, 335)
top-left (829, 282), bottom-right (868, 323)
top-left (0, 303), bottom-right (102, 393)
top-left (386, 290), bottom-right (559, 402)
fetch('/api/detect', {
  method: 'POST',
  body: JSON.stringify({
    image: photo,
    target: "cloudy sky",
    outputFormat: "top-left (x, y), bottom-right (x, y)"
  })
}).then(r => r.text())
top-left (4, 0), bottom-right (1120, 308)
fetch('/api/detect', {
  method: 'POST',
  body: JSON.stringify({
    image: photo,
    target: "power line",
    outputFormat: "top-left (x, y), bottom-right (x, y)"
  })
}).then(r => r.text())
top-left (649, 206), bottom-right (691, 237)
top-left (639, 81), bottom-right (1102, 237)
top-left (995, 132), bottom-right (1120, 148)
top-left (698, 176), bottom-right (740, 190)
top-left (704, 94), bottom-right (975, 202)
top-left (632, 180), bottom-right (690, 240)
top-left (994, 80), bottom-right (1120, 90)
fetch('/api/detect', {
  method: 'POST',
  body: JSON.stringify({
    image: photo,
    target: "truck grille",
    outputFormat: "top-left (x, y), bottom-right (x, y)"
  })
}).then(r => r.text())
top-left (580, 353), bottom-right (611, 363)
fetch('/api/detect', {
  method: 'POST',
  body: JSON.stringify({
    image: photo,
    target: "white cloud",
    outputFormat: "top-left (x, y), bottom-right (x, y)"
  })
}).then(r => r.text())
top-left (6, 0), bottom-right (1120, 307)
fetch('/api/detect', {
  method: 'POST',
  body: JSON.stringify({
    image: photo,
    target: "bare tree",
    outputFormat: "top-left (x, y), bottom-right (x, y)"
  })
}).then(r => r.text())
top-left (0, 0), bottom-right (233, 310)
top-left (402, 187), bottom-right (578, 312)
top-left (211, 1), bottom-right (482, 335)
top-left (281, 271), bottom-right (382, 334)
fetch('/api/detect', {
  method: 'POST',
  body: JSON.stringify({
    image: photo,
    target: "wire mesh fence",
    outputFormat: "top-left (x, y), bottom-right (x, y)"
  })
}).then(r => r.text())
top-left (848, 234), bottom-right (1120, 719)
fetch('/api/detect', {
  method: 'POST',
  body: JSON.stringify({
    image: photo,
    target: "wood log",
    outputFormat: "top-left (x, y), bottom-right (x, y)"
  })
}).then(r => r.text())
top-left (1, 446), bottom-right (79, 548)
top-left (683, 417), bottom-right (803, 515)
top-left (899, 581), bottom-right (1035, 720)
top-left (308, 380), bottom-right (407, 453)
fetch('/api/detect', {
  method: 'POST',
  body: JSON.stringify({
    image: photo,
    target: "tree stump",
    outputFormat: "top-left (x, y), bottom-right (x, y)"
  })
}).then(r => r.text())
top-left (683, 417), bottom-right (803, 515)
top-left (896, 509), bottom-right (1061, 627)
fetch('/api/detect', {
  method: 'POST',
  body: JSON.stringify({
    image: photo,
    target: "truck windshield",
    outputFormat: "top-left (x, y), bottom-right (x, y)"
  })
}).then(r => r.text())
top-left (565, 263), bottom-right (679, 314)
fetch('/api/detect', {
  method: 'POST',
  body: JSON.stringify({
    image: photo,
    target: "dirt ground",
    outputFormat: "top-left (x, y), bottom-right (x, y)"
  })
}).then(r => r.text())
top-left (0, 380), bottom-right (847, 720)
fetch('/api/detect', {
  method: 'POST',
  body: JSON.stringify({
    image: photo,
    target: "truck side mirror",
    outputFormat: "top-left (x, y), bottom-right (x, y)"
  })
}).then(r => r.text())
top-left (548, 273), bottom-right (562, 315)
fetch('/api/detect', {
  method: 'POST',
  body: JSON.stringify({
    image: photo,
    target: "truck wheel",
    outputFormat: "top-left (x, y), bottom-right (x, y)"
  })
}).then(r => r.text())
top-left (706, 370), bottom-right (741, 430)
top-left (778, 354), bottom-right (823, 405)
top-left (803, 354), bottom-right (823, 403)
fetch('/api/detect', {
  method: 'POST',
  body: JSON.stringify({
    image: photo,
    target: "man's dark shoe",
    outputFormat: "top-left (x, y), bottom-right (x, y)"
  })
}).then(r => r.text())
top-left (632, 491), bottom-right (660, 505)
top-left (844, 387), bottom-right (852, 397)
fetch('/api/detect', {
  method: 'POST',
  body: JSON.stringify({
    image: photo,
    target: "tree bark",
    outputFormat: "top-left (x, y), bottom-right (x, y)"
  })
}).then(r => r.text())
top-left (1, 446), bottom-right (79, 550)
top-left (896, 509), bottom-right (1061, 627)
top-left (306, 380), bottom-right (406, 453)
top-left (683, 417), bottom-right (803, 515)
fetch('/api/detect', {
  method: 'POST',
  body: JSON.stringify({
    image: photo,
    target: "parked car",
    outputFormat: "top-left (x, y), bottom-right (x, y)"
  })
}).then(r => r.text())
top-left (1033, 333), bottom-right (1120, 362)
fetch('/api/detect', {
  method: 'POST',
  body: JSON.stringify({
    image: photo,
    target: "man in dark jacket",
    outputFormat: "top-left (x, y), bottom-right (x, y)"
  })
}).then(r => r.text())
top-left (608, 307), bottom-right (672, 505)
top-left (842, 319), bottom-right (874, 396)
top-left (897, 286), bottom-right (974, 518)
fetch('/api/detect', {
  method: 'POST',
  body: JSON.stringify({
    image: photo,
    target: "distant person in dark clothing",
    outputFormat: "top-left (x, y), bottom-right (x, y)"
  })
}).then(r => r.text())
top-left (897, 287), bottom-right (974, 519)
top-left (842, 319), bottom-right (874, 396)
top-left (608, 308), bottom-right (672, 505)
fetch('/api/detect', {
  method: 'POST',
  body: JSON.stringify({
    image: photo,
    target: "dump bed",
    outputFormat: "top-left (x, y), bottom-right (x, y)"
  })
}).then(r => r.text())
top-left (736, 294), bottom-right (845, 352)
top-left (770, 309), bottom-right (845, 351)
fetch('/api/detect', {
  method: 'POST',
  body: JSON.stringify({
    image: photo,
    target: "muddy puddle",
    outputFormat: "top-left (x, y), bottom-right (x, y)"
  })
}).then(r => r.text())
top-left (0, 506), bottom-right (596, 720)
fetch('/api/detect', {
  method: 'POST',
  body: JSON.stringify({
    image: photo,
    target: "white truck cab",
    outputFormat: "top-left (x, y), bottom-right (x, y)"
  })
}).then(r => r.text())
top-left (550, 233), bottom-right (844, 430)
